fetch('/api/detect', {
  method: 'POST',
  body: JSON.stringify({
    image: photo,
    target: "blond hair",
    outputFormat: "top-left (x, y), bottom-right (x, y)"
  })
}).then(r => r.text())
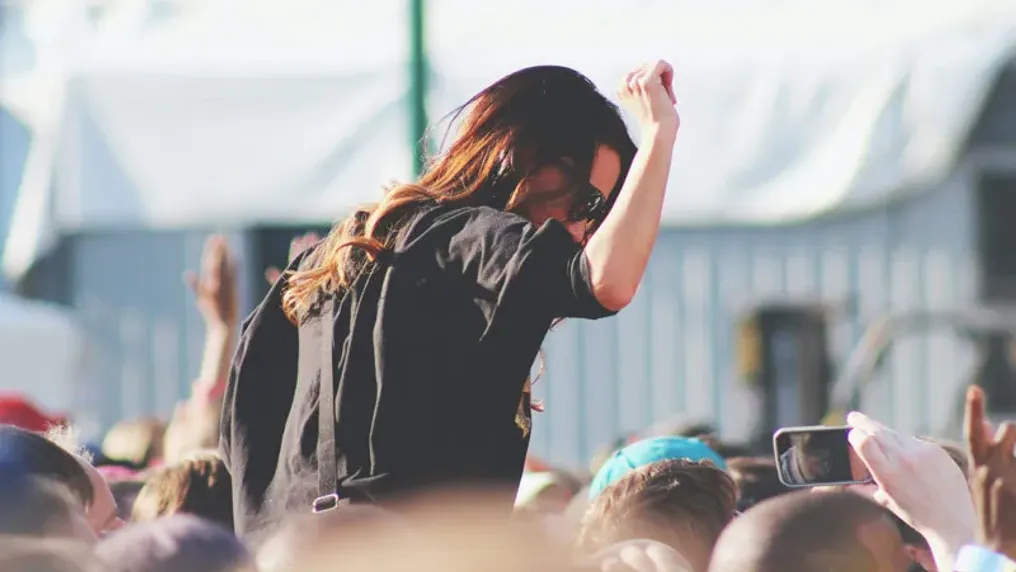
top-left (44, 425), bottom-right (93, 465)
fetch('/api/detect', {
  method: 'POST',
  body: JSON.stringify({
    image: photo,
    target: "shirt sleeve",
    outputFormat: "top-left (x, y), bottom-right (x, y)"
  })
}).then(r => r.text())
top-left (955, 545), bottom-right (1016, 572)
top-left (431, 207), bottom-right (616, 320)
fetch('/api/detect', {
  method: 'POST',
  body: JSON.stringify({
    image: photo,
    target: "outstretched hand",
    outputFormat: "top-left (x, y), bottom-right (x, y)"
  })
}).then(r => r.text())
top-left (184, 235), bottom-right (238, 329)
top-left (965, 385), bottom-right (1016, 561)
top-left (617, 60), bottom-right (679, 137)
top-left (845, 411), bottom-right (975, 572)
top-left (264, 232), bottom-right (321, 285)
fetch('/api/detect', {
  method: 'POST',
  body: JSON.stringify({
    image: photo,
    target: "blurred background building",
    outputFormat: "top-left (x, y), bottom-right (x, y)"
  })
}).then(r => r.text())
top-left (1, 0), bottom-right (1015, 468)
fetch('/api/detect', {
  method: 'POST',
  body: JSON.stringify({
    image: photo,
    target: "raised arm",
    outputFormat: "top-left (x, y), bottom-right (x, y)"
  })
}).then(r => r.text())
top-left (185, 235), bottom-right (239, 406)
top-left (584, 60), bottom-right (679, 311)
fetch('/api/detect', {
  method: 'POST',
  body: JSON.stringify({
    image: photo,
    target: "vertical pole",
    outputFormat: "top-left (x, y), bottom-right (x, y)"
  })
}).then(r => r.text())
top-left (408, 0), bottom-right (428, 178)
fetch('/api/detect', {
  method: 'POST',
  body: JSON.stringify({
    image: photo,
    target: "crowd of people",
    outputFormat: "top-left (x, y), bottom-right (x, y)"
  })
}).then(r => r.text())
top-left (1, 61), bottom-right (1015, 572)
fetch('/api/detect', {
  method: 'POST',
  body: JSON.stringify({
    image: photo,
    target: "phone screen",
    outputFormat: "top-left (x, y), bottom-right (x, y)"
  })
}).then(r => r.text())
top-left (773, 427), bottom-right (871, 487)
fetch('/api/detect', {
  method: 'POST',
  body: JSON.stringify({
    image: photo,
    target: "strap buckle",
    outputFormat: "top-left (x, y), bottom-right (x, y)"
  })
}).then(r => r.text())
top-left (312, 493), bottom-right (341, 513)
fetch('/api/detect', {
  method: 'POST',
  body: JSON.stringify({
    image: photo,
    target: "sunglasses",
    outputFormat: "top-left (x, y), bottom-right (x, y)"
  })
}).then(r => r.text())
top-left (567, 182), bottom-right (609, 226)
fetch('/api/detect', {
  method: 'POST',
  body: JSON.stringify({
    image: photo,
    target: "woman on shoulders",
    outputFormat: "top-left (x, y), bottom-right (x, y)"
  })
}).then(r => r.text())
top-left (221, 61), bottom-right (680, 544)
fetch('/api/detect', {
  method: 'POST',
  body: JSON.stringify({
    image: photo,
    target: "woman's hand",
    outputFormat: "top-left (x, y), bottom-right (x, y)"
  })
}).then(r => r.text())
top-left (185, 235), bottom-right (240, 407)
top-left (585, 61), bottom-right (678, 311)
top-left (965, 385), bottom-right (1016, 561)
top-left (617, 60), bottom-right (679, 138)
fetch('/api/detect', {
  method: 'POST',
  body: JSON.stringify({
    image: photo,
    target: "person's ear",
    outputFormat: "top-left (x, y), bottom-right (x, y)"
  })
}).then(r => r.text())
top-left (902, 544), bottom-right (936, 571)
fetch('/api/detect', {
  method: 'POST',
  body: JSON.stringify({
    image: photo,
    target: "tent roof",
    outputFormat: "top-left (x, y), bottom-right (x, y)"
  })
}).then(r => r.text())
top-left (77, 1), bottom-right (409, 75)
top-left (2, 0), bottom-right (1015, 280)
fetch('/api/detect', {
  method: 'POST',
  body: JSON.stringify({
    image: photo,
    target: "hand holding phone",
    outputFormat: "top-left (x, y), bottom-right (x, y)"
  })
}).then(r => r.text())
top-left (773, 426), bottom-right (872, 487)
top-left (846, 411), bottom-right (975, 572)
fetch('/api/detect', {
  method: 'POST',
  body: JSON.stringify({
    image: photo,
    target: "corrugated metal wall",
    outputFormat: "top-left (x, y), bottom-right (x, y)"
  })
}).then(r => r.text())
top-left (529, 170), bottom-right (979, 468)
top-left (0, 108), bottom-right (32, 291)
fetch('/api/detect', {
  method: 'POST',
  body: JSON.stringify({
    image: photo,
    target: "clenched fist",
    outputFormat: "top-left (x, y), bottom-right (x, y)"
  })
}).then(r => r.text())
top-left (617, 60), bottom-right (679, 137)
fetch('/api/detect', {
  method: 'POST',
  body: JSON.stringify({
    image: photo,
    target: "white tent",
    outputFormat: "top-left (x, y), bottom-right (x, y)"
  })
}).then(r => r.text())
top-left (429, 0), bottom-right (1016, 222)
top-left (3, 0), bottom-right (1016, 278)
top-left (0, 294), bottom-right (83, 415)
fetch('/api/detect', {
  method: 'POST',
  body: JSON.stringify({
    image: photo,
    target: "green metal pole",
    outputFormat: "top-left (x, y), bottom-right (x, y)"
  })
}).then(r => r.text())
top-left (409, 0), bottom-right (428, 178)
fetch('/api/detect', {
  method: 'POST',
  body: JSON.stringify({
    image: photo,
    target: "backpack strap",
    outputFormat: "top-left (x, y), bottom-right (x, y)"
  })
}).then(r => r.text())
top-left (302, 294), bottom-right (344, 513)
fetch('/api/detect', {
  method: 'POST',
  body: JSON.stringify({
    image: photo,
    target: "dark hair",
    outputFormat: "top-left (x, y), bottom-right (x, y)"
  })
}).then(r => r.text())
top-left (725, 457), bottom-right (791, 512)
top-left (109, 480), bottom-right (146, 521)
top-left (96, 515), bottom-right (253, 572)
top-left (132, 452), bottom-right (233, 530)
top-left (710, 492), bottom-right (900, 572)
top-left (0, 475), bottom-right (85, 538)
top-left (283, 65), bottom-right (636, 323)
top-left (577, 459), bottom-right (737, 568)
top-left (0, 425), bottom-right (93, 507)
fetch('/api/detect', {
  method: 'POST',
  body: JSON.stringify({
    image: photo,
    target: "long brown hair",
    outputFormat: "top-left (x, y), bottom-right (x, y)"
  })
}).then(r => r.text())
top-left (283, 65), bottom-right (636, 323)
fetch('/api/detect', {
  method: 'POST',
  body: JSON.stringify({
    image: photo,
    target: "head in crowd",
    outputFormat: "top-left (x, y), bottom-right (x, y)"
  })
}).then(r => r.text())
top-left (43, 424), bottom-right (126, 535)
top-left (101, 418), bottom-right (166, 469)
top-left (0, 472), bottom-right (95, 541)
top-left (577, 459), bottom-right (738, 572)
top-left (132, 451), bottom-right (232, 529)
top-left (562, 482), bottom-right (595, 534)
top-left (709, 491), bottom-right (910, 572)
top-left (288, 490), bottom-right (576, 572)
top-left (589, 436), bottom-right (727, 500)
top-left (282, 65), bottom-right (637, 322)
top-left (257, 505), bottom-right (413, 572)
top-left (0, 424), bottom-right (94, 508)
top-left (725, 457), bottom-right (790, 512)
top-left (0, 537), bottom-right (101, 572)
top-left (96, 515), bottom-right (254, 572)
top-left (79, 459), bottom-right (126, 534)
top-left (515, 469), bottom-right (585, 514)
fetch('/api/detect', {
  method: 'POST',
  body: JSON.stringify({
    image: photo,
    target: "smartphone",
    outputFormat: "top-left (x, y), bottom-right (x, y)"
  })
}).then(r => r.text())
top-left (773, 426), bottom-right (872, 487)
